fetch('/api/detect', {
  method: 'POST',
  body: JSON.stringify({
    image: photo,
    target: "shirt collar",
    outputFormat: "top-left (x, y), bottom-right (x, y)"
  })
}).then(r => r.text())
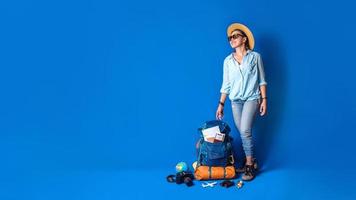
top-left (229, 49), bottom-right (252, 60)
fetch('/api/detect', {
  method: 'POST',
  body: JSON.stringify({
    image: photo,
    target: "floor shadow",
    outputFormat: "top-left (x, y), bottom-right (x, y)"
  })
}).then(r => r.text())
top-left (253, 33), bottom-right (288, 172)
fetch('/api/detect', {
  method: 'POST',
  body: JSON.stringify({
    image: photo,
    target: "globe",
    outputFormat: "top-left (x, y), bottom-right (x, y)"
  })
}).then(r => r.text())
top-left (175, 162), bottom-right (188, 172)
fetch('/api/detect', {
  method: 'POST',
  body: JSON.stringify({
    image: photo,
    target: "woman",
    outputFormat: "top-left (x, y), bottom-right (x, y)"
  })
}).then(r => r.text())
top-left (216, 23), bottom-right (267, 181)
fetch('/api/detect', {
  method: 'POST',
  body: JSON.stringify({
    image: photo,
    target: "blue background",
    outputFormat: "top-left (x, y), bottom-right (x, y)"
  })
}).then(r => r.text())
top-left (1, 0), bottom-right (356, 199)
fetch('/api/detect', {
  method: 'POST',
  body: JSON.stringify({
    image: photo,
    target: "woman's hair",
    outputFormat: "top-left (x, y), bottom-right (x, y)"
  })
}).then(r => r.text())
top-left (231, 29), bottom-right (250, 50)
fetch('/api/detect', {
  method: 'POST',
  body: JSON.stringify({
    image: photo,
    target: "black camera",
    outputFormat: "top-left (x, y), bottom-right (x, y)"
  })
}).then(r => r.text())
top-left (175, 171), bottom-right (195, 186)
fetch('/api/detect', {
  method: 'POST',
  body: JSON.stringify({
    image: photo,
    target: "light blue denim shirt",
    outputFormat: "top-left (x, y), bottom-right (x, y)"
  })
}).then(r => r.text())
top-left (220, 50), bottom-right (267, 101)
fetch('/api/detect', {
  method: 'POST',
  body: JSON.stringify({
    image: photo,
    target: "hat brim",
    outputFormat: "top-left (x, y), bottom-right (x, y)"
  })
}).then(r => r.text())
top-left (227, 23), bottom-right (255, 50)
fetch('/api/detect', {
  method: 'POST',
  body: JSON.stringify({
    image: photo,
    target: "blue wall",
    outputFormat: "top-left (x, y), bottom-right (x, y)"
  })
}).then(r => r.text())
top-left (1, 0), bottom-right (356, 176)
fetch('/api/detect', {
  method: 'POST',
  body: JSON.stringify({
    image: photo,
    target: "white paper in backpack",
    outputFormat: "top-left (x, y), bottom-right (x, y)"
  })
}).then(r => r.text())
top-left (202, 126), bottom-right (220, 142)
top-left (215, 132), bottom-right (225, 142)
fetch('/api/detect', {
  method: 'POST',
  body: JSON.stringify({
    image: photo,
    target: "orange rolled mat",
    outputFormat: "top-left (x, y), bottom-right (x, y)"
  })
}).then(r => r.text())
top-left (194, 166), bottom-right (235, 180)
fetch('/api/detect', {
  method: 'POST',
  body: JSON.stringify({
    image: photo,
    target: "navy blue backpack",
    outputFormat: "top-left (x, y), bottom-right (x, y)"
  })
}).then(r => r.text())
top-left (196, 120), bottom-right (235, 167)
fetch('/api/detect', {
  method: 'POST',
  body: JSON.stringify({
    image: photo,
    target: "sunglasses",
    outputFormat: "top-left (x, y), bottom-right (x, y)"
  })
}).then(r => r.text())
top-left (228, 33), bottom-right (244, 41)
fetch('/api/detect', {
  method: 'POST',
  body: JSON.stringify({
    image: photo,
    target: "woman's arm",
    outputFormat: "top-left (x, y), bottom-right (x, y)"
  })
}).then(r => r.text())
top-left (260, 85), bottom-right (267, 99)
top-left (217, 60), bottom-right (230, 120)
top-left (219, 93), bottom-right (228, 105)
top-left (257, 53), bottom-right (267, 116)
top-left (259, 85), bottom-right (267, 116)
top-left (216, 93), bottom-right (227, 120)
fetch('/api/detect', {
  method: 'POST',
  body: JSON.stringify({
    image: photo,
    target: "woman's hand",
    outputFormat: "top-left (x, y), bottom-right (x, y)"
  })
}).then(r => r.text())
top-left (259, 99), bottom-right (267, 116)
top-left (216, 105), bottom-right (224, 120)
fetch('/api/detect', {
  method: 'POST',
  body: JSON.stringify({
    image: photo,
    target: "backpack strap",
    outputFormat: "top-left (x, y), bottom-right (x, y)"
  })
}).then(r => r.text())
top-left (196, 138), bottom-right (204, 167)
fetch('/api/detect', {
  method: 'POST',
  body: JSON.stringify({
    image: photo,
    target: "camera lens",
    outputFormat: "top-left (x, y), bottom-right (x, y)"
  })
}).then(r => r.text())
top-left (184, 177), bottom-right (193, 187)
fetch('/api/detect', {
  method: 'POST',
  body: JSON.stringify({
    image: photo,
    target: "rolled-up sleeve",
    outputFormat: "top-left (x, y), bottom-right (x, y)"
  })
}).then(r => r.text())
top-left (257, 54), bottom-right (267, 86)
top-left (220, 60), bottom-right (231, 94)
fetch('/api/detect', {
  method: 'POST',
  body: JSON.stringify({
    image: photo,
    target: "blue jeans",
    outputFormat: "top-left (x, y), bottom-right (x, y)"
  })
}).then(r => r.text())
top-left (231, 99), bottom-right (259, 157)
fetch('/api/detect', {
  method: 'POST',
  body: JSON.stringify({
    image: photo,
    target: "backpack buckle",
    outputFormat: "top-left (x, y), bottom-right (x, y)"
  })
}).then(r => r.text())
top-left (229, 155), bottom-right (235, 165)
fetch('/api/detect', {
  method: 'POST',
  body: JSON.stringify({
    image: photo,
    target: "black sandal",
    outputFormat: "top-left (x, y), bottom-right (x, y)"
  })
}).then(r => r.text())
top-left (242, 164), bottom-right (256, 181)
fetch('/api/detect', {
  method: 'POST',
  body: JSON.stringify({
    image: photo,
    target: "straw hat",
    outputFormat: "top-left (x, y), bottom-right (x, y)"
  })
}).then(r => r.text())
top-left (227, 23), bottom-right (255, 50)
